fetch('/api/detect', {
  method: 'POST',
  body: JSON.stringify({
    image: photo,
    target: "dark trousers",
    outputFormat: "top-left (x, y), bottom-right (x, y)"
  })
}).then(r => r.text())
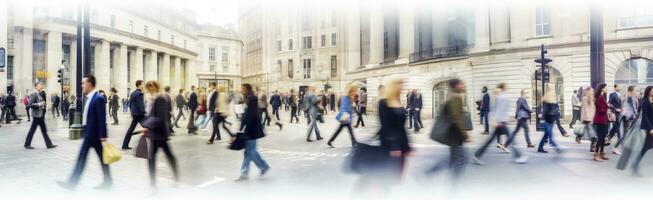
top-left (554, 117), bottom-right (566, 135)
top-left (111, 109), bottom-right (119, 124)
top-left (25, 107), bottom-right (31, 121)
top-left (149, 140), bottom-right (179, 186)
top-left (480, 111), bottom-right (489, 132)
top-left (187, 108), bottom-right (197, 132)
top-left (595, 124), bottom-right (609, 153)
top-left (570, 109), bottom-right (580, 127)
top-left (328, 122), bottom-right (356, 146)
top-left (122, 115), bottom-right (144, 148)
top-left (174, 106), bottom-right (185, 126)
top-left (5, 106), bottom-right (19, 123)
top-left (25, 117), bottom-right (53, 147)
top-left (474, 123), bottom-right (509, 158)
top-left (609, 112), bottom-right (622, 140)
top-left (52, 105), bottom-right (60, 117)
top-left (426, 145), bottom-right (467, 182)
top-left (306, 115), bottom-right (321, 140)
top-left (261, 108), bottom-right (271, 126)
top-left (290, 107), bottom-right (299, 123)
top-left (62, 107), bottom-right (69, 121)
top-left (272, 106), bottom-right (280, 120)
top-left (355, 107), bottom-right (366, 127)
top-left (410, 109), bottom-right (422, 131)
top-left (210, 114), bottom-right (232, 142)
top-left (506, 118), bottom-right (532, 146)
top-left (69, 139), bottom-right (112, 184)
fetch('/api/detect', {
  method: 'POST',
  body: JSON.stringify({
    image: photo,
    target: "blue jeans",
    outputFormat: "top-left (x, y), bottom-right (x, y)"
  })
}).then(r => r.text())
top-left (480, 111), bottom-right (489, 132)
top-left (538, 122), bottom-right (560, 152)
top-left (241, 140), bottom-right (270, 176)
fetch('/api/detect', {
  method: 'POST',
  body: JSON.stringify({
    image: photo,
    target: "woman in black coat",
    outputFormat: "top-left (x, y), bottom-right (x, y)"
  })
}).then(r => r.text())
top-left (141, 80), bottom-right (179, 187)
top-left (235, 84), bottom-right (270, 180)
top-left (632, 86), bottom-right (653, 176)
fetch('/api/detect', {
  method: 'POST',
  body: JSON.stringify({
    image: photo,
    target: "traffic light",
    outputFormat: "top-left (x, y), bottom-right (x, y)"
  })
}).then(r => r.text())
top-left (57, 68), bottom-right (64, 85)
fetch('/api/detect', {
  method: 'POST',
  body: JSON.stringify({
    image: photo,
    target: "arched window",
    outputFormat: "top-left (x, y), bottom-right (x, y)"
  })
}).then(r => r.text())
top-left (615, 58), bottom-right (653, 85)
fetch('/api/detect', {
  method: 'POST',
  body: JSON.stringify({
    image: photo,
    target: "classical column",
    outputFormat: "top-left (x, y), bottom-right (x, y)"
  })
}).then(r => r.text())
top-left (398, 3), bottom-right (415, 64)
top-left (70, 39), bottom-right (77, 93)
top-left (46, 31), bottom-right (63, 95)
top-left (160, 53), bottom-right (170, 87)
top-left (132, 47), bottom-right (144, 82)
top-left (346, 1), bottom-right (362, 70)
top-left (20, 28), bottom-right (33, 96)
top-left (173, 56), bottom-right (181, 90)
top-left (115, 44), bottom-right (128, 95)
top-left (185, 59), bottom-right (197, 90)
top-left (145, 50), bottom-right (158, 81)
top-left (368, 3), bottom-right (384, 66)
top-left (94, 40), bottom-right (111, 91)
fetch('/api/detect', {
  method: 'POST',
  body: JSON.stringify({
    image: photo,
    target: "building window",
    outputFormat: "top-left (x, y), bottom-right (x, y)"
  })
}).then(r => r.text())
top-left (277, 60), bottom-right (282, 73)
top-left (129, 20), bottom-right (134, 33)
top-left (222, 46), bottom-right (229, 66)
top-left (157, 30), bottom-right (161, 40)
top-left (110, 15), bottom-right (116, 28)
top-left (33, 39), bottom-right (47, 84)
top-left (303, 36), bottom-right (312, 49)
top-left (210, 64), bottom-right (216, 72)
top-left (331, 33), bottom-right (336, 46)
top-left (303, 59), bottom-right (311, 79)
top-left (330, 55), bottom-right (337, 78)
top-left (535, 6), bottom-right (550, 36)
top-left (209, 48), bottom-right (216, 61)
top-left (223, 63), bottom-right (229, 72)
top-left (618, 7), bottom-right (653, 28)
top-left (288, 59), bottom-right (294, 78)
top-left (615, 58), bottom-right (653, 84)
top-left (7, 56), bottom-right (14, 81)
top-left (277, 40), bottom-right (282, 51)
top-left (321, 35), bottom-right (326, 47)
top-left (144, 25), bottom-right (149, 37)
top-left (288, 39), bottom-right (293, 50)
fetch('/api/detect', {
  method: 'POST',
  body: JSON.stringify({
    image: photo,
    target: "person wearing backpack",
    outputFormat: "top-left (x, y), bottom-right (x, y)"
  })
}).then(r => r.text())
top-left (425, 79), bottom-right (469, 181)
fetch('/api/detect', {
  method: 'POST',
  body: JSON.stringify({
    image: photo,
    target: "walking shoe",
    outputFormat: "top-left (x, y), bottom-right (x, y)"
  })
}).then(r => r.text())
top-left (93, 181), bottom-right (113, 190)
top-left (24, 146), bottom-right (35, 149)
top-left (575, 137), bottom-right (582, 144)
top-left (47, 145), bottom-right (58, 149)
top-left (527, 144), bottom-right (535, 148)
top-left (327, 142), bottom-right (334, 148)
top-left (316, 136), bottom-right (324, 141)
top-left (562, 132), bottom-right (570, 137)
top-left (514, 156), bottom-right (528, 164)
top-left (599, 153), bottom-right (610, 160)
top-left (260, 167), bottom-right (270, 177)
top-left (234, 176), bottom-right (249, 181)
top-left (498, 145), bottom-right (510, 153)
top-left (56, 181), bottom-right (77, 190)
top-left (306, 139), bottom-right (314, 142)
top-left (471, 156), bottom-right (484, 165)
top-left (593, 153), bottom-right (603, 162)
top-left (612, 149), bottom-right (622, 155)
top-left (537, 149), bottom-right (549, 153)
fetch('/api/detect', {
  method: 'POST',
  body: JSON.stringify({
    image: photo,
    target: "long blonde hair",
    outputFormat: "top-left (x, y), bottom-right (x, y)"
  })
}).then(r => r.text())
top-left (382, 79), bottom-right (404, 107)
top-left (144, 80), bottom-right (160, 101)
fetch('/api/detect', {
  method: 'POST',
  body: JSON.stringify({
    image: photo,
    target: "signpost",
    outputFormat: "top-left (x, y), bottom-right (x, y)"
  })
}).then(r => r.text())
top-left (534, 44), bottom-right (552, 131)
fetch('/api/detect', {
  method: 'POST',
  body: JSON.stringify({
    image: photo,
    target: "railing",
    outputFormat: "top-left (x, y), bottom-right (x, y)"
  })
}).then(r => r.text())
top-left (409, 44), bottom-right (470, 63)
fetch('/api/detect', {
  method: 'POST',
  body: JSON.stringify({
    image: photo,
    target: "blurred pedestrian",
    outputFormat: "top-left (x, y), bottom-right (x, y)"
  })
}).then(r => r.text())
top-left (538, 89), bottom-right (563, 154)
top-left (305, 85), bottom-right (323, 142)
top-left (57, 75), bottom-right (111, 190)
top-left (51, 93), bottom-right (61, 118)
top-left (24, 83), bottom-right (56, 149)
top-left (327, 84), bottom-right (358, 148)
top-left (570, 90), bottom-right (581, 128)
top-left (187, 86), bottom-right (199, 134)
top-left (580, 86), bottom-right (596, 144)
top-left (163, 86), bottom-right (174, 135)
top-left (480, 86), bottom-right (490, 134)
top-left (615, 86), bottom-right (639, 153)
top-left (270, 90), bottom-right (282, 121)
top-left (208, 84), bottom-right (233, 144)
top-left (289, 89), bottom-right (300, 123)
top-left (593, 83), bottom-right (610, 161)
top-left (609, 84), bottom-right (623, 144)
top-left (505, 89), bottom-right (534, 148)
top-left (194, 91), bottom-right (208, 131)
top-left (631, 86), bottom-right (653, 176)
top-left (122, 80), bottom-right (146, 150)
top-left (140, 81), bottom-right (179, 187)
top-left (22, 94), bottom-right (30, 122)
top-left (235, 83), bottom-right (270, 181)
top-left (354, 88), bottom-right (367, 128)
top-left (109, 88), bottom-right (120, 125)
top-left (62, 93), bottom-right (70, 121)
top-left (424, 79), bottom-right (470, 181)
top-left (173, 89), bottom-right (187, 128)
top-left (4, 91), bottom-right (20, 124)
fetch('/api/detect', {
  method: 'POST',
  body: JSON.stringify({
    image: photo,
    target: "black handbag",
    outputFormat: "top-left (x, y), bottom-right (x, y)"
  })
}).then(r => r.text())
top-left (228, 126), bottom-right (249, 151)
top-left (345, 141), bottom-right (391, 174)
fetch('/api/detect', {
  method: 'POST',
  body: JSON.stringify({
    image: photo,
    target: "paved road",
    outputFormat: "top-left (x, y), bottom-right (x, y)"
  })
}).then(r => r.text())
top-left (1, 109), bottom-right (653, 200)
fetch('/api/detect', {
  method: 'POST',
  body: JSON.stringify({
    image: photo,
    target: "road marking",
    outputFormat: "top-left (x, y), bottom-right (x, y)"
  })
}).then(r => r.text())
top-left (196, 176), bottom-right (226, 188)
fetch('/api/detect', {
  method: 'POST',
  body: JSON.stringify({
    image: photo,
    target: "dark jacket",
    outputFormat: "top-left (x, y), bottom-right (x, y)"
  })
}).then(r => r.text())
top-left (241, 93), bottom-right (265, 140)
top-left (129, 89), bottom-right (145, 116)
top-left (481, 93), bottom-right (490, 111)
top-left (409, 93), bottom-right (422, 110)
top-left (515, 97), bottom-right (532, 119)
top-left (270, 94), bottom-right (282, 107)
top-left (84, 92), bottom-right (108, 141)
top-left (594, 95), bottom-right (609, 125)
top-left (377, 99), bottom-right (411, 153)
top-left (142, 95), bottom-right (172, 141)
top-left (175, 94), bottom-right (186, 108)
top-left (109, 94), bottom-right (120, 110)
top-left (445, 94), bottom-right (468, 145)
top-left (543, 102), bottom-right (558, 123)
top-left (208, 91), bottom-right (218, 113)
top-left (609, 92), bottom-right (623, 112)
top-left (188, 92), bottom-right (198, 110)
top-left (641, 100), bottom-right (653, 132)
top-left (51, 95), bottom-right (61, 106)
top-left (4, 94), bottom-right (16, 107)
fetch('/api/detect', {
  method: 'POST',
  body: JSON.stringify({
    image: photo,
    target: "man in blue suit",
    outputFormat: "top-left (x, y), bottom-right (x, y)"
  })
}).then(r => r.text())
top-left (270, 90), bottom-right (282, 120)
top-left (58, 75), bottom-right (112, 190)
top-left (609, 84), bottom-right (623, 141)
top-left (480, 86), bottom-right (490, 134)
top-left (122, 80), bottom-right (145, 149)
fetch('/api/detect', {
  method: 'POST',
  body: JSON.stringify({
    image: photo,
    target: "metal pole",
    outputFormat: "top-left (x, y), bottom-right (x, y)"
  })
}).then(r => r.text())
top-left (75, 3), bottom-right (82, 101)
top-left (541, 44), bottom-right (546, 95)
top-left (590, 2), bottom-right (605, 88)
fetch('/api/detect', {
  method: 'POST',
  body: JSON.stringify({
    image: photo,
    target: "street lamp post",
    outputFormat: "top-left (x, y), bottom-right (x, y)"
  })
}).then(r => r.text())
top-left (69, 1), bottom-right (91, 140)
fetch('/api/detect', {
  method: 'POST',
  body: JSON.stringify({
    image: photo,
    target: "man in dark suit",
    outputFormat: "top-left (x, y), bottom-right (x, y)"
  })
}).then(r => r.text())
top-left (51, 93), bottom-right (61, 118)
top-left (270, 90), bottom-right (282, 120)
top-left (408, 90), bottom-right (423, 133)
top-left (480, 86), bottom-right (490, 134)
top-left (122, 80), bottom-right (145, 149)
top-left (24, 83), bottom-right (56, 149)
top-left (174, 89), bottom-right (186, 128)
top-left (58, 75), bottom-right (112, 190)
top-left (3, 92), bottom-right (20, 124)
top-left (39, 90), bottom-right (47, 117)
top-left (609, 84), bottom-right (623, 141)
top-left (109, 88), bottom-right (120, 125)
top-left (187, 86), bottom-right (199, 134)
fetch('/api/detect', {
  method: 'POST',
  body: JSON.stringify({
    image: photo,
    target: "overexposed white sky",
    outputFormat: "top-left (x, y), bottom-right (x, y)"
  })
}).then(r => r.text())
top-left (175, 0), bottom-right (239, 26)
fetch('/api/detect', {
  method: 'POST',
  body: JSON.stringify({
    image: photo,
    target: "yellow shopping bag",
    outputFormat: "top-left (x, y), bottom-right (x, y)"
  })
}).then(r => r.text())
top-left (102, 143), bottom-right (122, 164)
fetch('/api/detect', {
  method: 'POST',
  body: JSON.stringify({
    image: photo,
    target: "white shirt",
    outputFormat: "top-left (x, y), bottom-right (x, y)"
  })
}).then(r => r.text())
top-left (82, 90), bottom-right (97, 126)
